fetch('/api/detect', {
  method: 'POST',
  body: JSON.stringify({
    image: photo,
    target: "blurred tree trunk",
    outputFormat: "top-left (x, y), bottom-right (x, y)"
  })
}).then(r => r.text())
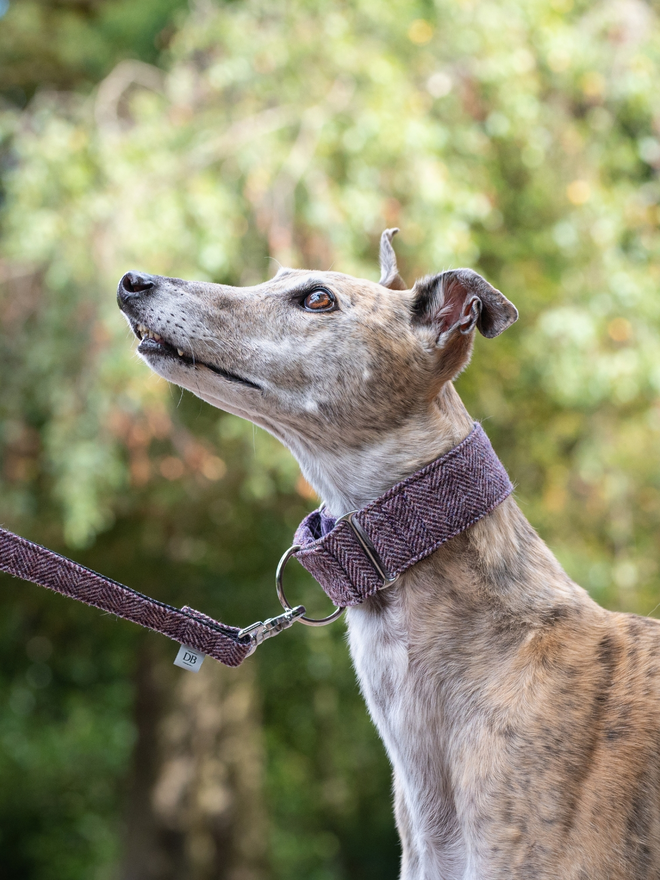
top-left (121, 645), bottom-right (266, 880)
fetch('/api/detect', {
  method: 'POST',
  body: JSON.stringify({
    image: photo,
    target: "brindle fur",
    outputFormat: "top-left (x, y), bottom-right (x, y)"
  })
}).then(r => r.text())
top-left (118, 232), bottom-right (660, 879)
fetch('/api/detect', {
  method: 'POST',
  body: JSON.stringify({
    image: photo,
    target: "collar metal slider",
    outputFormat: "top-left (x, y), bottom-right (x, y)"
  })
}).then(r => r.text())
top-left (337, 511), bottom-right (399, 587)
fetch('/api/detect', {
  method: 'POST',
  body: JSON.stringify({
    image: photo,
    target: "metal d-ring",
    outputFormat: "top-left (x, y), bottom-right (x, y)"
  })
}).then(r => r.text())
top-left (276, 545), bottom-right (345, 627)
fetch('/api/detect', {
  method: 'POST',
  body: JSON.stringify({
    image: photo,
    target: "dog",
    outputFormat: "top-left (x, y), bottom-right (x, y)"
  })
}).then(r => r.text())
top-left (118, 230), bottom-right (660, 879)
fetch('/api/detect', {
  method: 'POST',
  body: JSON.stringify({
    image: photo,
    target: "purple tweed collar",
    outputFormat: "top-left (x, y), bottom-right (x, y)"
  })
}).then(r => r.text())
top-left (0, 422), bottom-right (512, 667)
top-left (293, 423), bottom-right (513, 608)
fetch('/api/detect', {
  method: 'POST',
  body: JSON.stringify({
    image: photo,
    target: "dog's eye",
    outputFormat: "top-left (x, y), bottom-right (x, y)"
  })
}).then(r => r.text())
top-left (302, 288), bottom-right (336, 312)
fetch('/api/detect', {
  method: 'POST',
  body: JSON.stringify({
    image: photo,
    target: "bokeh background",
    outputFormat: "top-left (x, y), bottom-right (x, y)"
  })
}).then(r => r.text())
top-left (1, 0), bottom-right (660, 877)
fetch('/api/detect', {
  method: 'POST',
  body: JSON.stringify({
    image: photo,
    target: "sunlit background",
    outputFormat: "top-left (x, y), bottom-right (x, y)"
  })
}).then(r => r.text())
top-left (1, 0), bottom-right (660, 877)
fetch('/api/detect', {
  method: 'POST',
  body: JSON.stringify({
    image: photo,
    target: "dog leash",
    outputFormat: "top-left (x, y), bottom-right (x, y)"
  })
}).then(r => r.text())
top-left (0, 423), bottom-right (512, 670)
top-left (0, 525), bottom-right (309, 668)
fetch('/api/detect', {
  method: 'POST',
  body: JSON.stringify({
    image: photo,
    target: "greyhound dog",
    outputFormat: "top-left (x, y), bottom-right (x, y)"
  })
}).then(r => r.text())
top-left (117, 230), bottom-right (660, 879)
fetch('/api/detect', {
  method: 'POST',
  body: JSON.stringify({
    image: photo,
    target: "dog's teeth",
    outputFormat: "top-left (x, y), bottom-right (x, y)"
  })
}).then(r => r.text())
top-left (136, 323), bottom-right (166, 344)
top-left (177, 349), bottom-right (184, 357)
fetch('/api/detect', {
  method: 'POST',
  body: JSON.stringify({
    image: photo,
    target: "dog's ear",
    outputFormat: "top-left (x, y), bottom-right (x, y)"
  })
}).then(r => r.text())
top-left (411, 269), bottom-right (518, 382)
top-left (412, 269), bottom-right (518, 339)
top-left (378, 228), bottom-right (408, 290)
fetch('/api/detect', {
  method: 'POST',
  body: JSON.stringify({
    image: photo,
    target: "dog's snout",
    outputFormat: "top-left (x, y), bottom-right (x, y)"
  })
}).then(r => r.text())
top-left (118, 271), bottom-right (156, 302)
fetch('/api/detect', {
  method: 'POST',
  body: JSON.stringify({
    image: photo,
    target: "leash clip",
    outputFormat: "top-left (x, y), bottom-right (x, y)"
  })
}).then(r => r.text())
top-left (238, 604), bottom-right (307, 656)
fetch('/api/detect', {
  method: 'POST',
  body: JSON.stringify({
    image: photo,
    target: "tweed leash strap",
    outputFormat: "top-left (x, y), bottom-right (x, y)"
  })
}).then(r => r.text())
top-left (0, 527), bottom-right (265, 668)
top-left (0, 423), bottom-right (512, 666)
top-left (292, 423), bottom-right (514, 608)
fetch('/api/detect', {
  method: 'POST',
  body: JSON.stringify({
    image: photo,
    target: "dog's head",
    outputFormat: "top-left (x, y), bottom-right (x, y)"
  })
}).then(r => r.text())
top-left (117, 229), bottom-right (517, 460)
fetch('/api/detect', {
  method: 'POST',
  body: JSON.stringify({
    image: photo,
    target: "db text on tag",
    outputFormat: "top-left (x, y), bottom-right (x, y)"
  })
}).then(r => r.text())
top-left (174, 644), bottom-right (205, 672)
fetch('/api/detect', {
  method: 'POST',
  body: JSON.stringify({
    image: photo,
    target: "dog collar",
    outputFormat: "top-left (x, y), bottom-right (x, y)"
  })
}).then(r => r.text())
top-left (0, 424), bottom-right (512, 669)
top-left (290, 423), bottom-right (513, 608)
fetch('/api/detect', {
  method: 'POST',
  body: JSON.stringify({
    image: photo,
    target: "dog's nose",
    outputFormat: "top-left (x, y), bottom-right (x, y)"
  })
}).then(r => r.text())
top-left (118, 272), bottom-right (156, 303)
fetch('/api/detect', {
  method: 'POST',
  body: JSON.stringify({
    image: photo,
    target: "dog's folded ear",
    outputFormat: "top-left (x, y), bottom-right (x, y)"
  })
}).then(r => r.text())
top-left (412, 269), bottom-right (518, 340)
top-left (411, 269), bottom-right (518, 384)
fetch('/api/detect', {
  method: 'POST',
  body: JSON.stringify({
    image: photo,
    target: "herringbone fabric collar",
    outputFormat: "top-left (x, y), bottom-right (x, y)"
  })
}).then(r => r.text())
top-left (0, 424), bottom-right (512, 667)
top-left (293, 423), bottom-right (513, 608)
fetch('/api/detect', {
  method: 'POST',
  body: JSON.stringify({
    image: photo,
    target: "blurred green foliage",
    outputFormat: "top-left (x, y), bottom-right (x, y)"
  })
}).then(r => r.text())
top-left (1, 0), bottom-right (660, 877)
top-left (0, 0), bottom-right (189, 106)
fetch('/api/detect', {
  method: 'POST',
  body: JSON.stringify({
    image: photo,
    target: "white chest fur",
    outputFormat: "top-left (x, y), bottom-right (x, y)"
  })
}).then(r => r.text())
top-left (345, 594), bottom-right (473, 880)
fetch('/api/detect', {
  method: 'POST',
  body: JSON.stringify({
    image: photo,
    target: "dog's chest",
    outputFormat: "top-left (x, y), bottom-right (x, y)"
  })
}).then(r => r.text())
top-left (345, 598), bottom-right (475, 879)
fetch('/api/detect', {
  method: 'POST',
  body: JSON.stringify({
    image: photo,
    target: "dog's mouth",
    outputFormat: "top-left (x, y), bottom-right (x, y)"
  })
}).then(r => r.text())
top-left (132, 322), bottom-right (261, 390)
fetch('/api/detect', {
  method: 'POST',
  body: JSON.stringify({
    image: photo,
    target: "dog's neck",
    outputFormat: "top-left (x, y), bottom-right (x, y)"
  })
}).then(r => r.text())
top-left (286, 383), bottom-right (475, 517)
top-left (324, 387), bottom-right (594, 878)
top-left (287, 375), bottom-right (588, 618)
